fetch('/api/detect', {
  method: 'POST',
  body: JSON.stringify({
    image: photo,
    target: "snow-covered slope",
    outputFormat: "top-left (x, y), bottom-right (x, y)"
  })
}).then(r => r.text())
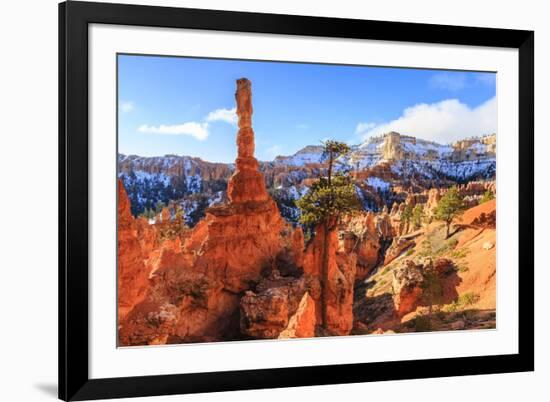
top-left (273, 145), bottom-right (324, 166)
top-left (118, 132), bottom-right (496, 224)
top-left (275, 132), bottom-right (496, 181)
top-left (118, 154), bottom-right (233, 221)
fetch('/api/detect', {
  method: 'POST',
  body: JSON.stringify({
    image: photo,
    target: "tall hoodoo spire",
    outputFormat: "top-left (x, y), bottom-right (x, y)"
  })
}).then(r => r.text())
top-left (236, 78), bottom-right (252, 130)
top-left (227, 78), bottom-right (269, 204)
top-left (234, 78), bottom-right (257, 170)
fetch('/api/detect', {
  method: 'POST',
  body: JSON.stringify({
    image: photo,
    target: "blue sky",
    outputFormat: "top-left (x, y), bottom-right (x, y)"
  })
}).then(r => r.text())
top-left (118, 54), bottom-right (496, 163)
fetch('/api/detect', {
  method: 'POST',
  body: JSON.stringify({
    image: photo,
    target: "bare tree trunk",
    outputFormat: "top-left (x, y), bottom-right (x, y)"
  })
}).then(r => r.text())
top-left (321, 220), bottom-right (329, 331)
top-left (321, 149), bottom-right (334, 331)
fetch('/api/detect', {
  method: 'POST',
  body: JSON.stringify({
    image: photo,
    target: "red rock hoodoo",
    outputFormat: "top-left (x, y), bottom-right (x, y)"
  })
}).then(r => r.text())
top-left (227, 78), bottom-right (270, 204)
top-left (118, 79), bottom-right (314, 345)
top-left (303, 224), bottom-right (356, 336)
top-left (117, 179), bottom-right (152, 322)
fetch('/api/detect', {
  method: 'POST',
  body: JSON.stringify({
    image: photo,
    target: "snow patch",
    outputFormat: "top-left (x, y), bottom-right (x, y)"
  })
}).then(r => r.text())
top-left (366, 177), bottom-right (390, 191)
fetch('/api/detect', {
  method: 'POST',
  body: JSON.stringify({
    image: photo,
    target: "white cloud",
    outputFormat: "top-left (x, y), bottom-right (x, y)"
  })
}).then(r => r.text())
top-left (430, 72), bottom-right (467, 91)
top-left (205, 107), bottom-right (237, 125)
top-left (137, 106), bottom-right (237, 141)
top-left (120, 101), bottom-right (134, 113)
top-left (138, 122), bottom-right (209, 140)
top-left (358, 97), bottom-right (496, 144)
top-left (355, 122), bottom-right (376, 135)
top-left (296, 123), bottom-right (310, 129)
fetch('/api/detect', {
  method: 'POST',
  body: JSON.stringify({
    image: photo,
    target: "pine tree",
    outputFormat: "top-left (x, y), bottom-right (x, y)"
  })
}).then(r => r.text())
top-left (412, 204), bottom-right (425, 230)
top-left (479, 189), bottom-right (495, 204)
top-left (421, 266), bottom-right (444, 328)
top-left (296, 140), bottom-right (361, 331)
top-left (433, 186), bottom-right (466, 239)
top-left (173, 205), bottom-right (185, 233)
top-left (140, 208), bottom-right (154, 220)
top-left (400, 204), bottom-right (413, 234)
top-left (154, 201), bottom-right (165, 215)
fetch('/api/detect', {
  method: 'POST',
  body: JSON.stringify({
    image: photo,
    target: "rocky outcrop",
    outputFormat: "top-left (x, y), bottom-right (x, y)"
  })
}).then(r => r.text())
top-left (117, 180), bottom-right (152, 321)
top-left (382, 131), bottom-right (408, 160)
top-left (240, 272), bottom-right (315, 339)
top-left (119, 197), bottom-right (298, 345)
top-left (278, 292), bottom-right (316, 339)
top-left (384, 237), bottom-right (415, 266)
top-left (303, 224), bottom-right (356, 336)
top-left (391, 257), bottom-right (458, 318)
top-left (118, 248), bottom-right (238, 346)
top-left (341, 211), bottom-right (394, 281)
top-left (425, 188), bottom-right (441, 214)
top-left (119, 79), bottom-right (307, 346)
top-left (452, 134), bottom-right (496, 161)
top-left (392, 260), bottom-right (425, 317)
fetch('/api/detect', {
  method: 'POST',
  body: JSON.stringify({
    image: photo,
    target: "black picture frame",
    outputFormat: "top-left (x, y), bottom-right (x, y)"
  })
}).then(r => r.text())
top-left (59, 1), bottom-right (534, 400)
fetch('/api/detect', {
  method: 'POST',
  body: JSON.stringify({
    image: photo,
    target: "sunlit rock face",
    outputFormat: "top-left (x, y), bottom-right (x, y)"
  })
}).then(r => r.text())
top-left (240, 272), bottom-right (316, 339)
top-left (392, 260), bottom-right (425, 318)
top-left (117, 179), bottom-right (153, 322)
top-left (302, 224), bottom-right (356, 336)
top-left (118, 79), bottom-right (307, 346)
top-left (227, 78), bottom-right (270, 204)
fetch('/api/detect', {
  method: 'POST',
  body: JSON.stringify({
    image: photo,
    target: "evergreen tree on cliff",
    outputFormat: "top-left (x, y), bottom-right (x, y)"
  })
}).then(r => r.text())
top-left (434, 186), bottom-right (466, 239)
top-left (296, 140), bottom-right (361, 331)
top-left (412, 204), bottom-right (425, 230)
top-left (400, 204), bottom-right (413, 234)
top-left (480, 189), bottom-right (495, 204)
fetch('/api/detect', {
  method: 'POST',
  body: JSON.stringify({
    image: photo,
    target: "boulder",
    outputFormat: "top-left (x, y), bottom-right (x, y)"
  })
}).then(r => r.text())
top-left (483, 242), bottom-right (495, 250)
top-left (384, 237), bottom-right (415, 266)
top-left (240, 274), bottom-right (316, 339)
top-left (392, 260), bottom-right (424, 317)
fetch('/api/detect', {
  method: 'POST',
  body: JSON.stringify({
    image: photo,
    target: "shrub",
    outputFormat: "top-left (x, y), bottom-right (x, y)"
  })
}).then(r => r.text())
top-left (456, 263), bottom-right (469, 273)
top-left (413, 315), bottom-right (432, 332)
top-left (460, 292), bottom-right (480, 306)
top-left (445, 292), bottom-right (480, 312)
top-left (449, 248), bottom-right (470, 259)
top-left (446, 238), bottom-right (459, 249)
top-left (479, 189), bottom-right (495, 204)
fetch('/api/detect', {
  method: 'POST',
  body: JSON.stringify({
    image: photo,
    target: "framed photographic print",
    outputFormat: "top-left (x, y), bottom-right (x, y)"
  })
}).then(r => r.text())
top-left (59, 1), bottom-right (534, 400)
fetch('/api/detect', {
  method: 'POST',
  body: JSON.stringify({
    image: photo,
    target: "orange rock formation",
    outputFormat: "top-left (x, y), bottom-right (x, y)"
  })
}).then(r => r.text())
top-left (118, 78), bottom-right (335, 345)
top-left (118, 77), bottom-right (497, 343)
top-left (227, 78), bottom-right (269, 204)
top-left (117, 180), bottom-right (152, 322)
top-left (303, 224), bottom-right (356, 336)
